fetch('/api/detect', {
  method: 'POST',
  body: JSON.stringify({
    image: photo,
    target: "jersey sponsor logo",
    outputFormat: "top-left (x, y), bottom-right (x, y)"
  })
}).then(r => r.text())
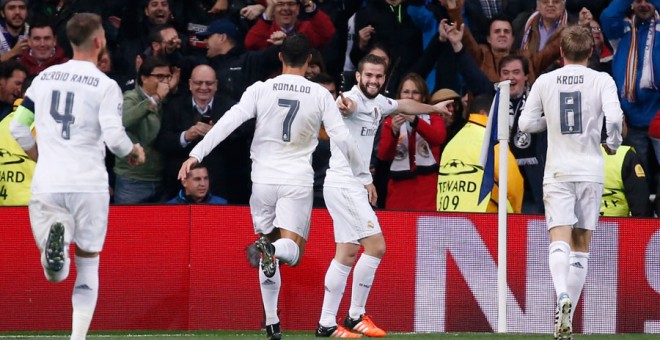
top-left (272, 82), bottom-right (311, 93)
top-left (360, 126), bottom-right (377, 136)
top-left (556, 75), bottom-right (584, 85)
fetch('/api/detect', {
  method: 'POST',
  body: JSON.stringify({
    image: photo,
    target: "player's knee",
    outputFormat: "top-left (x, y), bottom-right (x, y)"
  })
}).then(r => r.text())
top-left (364, 240), bottom-right (386, 259)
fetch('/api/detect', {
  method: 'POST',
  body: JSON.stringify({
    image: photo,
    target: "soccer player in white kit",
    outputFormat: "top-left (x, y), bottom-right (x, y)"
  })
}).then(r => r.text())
top-left (315, 54), bottom-right (452, 338)
top-left (9, 13), bottom-right (145, 340)
top-left (177, 34), bottom-right (370, 340)
top-left (519, 25), bottom-right (623, 340)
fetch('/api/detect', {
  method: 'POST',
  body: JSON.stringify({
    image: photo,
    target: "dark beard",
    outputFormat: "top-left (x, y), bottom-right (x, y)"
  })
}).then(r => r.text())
top-left (359, 81), bottom-right (379, 99)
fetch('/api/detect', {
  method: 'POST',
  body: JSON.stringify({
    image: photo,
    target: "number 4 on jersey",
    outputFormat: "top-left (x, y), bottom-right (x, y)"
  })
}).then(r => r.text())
top-left (50, 90), bottom-right (75, 140)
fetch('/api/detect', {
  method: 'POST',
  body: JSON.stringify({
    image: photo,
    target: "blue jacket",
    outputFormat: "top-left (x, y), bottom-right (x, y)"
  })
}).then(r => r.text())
top-left (167, 190), bottom-right (228, 205)
top-left (601, 0), bottom-right (660, 127)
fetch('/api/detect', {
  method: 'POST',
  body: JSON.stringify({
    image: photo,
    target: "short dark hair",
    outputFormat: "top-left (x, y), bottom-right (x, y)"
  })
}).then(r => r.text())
top-left (137, 56), bottom-right (170, 86)
top-left (28, 19), bottom-right (53, 37)
top-left (0, 59), bottom-right (27, 80)
top-left (148, 23), bottom-right (175, 44)
top-left (489, 15), bottom-right (513, 34)
top-left (66, 13), bottom-right (102, 47)
top-left (280, 33), bottom-right (312, 67)
top-left (469, 93), bottom-right (495, 114)
top-left (499, 54), bottom-right (529, 76)
top-left (357, 54), bottom-right (387, 73)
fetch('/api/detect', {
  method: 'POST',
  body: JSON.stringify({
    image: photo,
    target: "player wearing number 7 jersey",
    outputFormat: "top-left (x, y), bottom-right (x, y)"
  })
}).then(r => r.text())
top-left (178, 33), bottom-right (370, 340)
top-left (519, 25), bottom-right (622, 340)
top-left (9, 13), bottom-right (145, 340)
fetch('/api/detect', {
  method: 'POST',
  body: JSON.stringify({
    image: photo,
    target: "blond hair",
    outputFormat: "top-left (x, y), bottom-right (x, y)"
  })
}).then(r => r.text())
top-left (560, 25), bottom-right (594, 62)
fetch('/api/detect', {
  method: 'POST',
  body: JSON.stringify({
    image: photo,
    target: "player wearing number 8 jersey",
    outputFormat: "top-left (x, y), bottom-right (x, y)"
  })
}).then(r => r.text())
top-left (178, 33), bottom-right (370, 340)
top-left (8, 13), bottom-right (145, 340)
top-left (519, 25), bottom-right (623, 340)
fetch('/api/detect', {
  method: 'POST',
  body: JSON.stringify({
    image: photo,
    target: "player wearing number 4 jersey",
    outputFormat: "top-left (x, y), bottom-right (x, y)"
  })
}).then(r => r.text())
top-left (9, 13), bottom-right (145, 340)
top-left (519, 25), bottom-right (623, 340)
top-left (178, 34), bottom-right (370, 340)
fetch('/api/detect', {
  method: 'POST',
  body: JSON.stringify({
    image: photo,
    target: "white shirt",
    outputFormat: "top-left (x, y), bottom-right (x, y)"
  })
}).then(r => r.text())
top-left (25, 60), bottom-right (133, 193)
top-left (519, 64), bottom-right (623, 184)
top-left (189, 74), bottom-right (370, 186)
top-left (324, 85), bottom-right (398, 188)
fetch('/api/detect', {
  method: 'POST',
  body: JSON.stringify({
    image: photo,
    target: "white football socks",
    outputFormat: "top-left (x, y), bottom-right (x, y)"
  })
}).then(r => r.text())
top-left (71, 256), bottom-right (100, 340)
top-left (548, 241), bottom-right (571, 299)
top-left (349, 254), bottom-right (381, 319)
top-left (273, 238), bottom-right (299, 265)
top-left (319, 259), bottom-right (352, 327)
top-left (259, 259), bottom-right (281, 326)
top-left (567, 251), bottom-right (589, 319)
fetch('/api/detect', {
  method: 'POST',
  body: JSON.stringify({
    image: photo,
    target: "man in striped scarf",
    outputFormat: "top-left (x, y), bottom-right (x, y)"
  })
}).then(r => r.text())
top-left (601, 0), bottom-right (660, 189)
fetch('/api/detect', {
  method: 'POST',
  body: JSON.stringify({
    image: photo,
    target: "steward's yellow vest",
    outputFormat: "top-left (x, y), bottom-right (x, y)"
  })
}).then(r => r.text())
top-left (437, 121), bottom-right (490, 212)
top-left (0, 110), bottom-right (35, 206)
top-left (600, 145), bottom-right (635, 216)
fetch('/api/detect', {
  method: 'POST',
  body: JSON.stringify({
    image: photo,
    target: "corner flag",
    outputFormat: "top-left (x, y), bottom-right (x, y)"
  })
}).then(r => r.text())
top-left (478, 87), bottom-right (501, 204)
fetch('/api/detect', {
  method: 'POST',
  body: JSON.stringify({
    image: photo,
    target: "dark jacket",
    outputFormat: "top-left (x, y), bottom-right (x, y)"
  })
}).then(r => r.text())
top-left (156, 92), bottom-right (254, 203)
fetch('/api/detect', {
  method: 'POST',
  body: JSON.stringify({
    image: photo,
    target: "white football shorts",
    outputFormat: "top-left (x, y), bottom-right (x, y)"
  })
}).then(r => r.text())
top-left (29, 192), bottom-right (110, 253)
top-left (323, 185), bottom-right (382, 244)
top-left (250, 183), bottom-right (313, 240)
top-left (543, 181), bottom-right (603, 231)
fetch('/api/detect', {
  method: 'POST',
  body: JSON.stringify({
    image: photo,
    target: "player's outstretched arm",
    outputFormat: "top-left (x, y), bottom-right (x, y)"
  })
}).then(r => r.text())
top-left (396, 98), bottom-right (452, 115)
top-left (337, 92), bottom-right (356, 117)
top-left (9, 100), bottom-right (37, 161)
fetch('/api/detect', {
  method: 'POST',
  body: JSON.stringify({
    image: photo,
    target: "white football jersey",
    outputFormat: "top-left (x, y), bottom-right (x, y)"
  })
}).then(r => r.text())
top-left (519, 64), bottom-right (623, 184)
top-left (325, 85), bottom-right (398, 188)
top-left (190, 74), bottom-right (370, 186)
top-left (26, 60), bottom-right (134, 193)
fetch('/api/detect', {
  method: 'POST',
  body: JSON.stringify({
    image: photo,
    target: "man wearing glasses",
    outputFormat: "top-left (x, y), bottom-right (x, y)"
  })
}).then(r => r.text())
top-left (113, 56), bottom-right (178, 203)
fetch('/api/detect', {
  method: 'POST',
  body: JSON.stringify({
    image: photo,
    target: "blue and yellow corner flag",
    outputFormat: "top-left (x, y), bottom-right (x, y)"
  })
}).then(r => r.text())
top-left (478, 88), bottom-right (501, 204)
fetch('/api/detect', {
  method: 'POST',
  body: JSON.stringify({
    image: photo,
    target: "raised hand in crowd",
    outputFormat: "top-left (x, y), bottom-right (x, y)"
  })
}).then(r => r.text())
top-left (390, 114), bottom-right (415, 134)
top-left (240, 4), bottom-right (266, 20)
top-left (357, 25), bottom-right (375, 51)
top-left (268, 31), bottom-right (287, 45)
top-left (440, 0), bottom-right (462, 10)
top-left (208, 0), bottom-right (229, 13)
top-left (578, 7), bottom-right (594, 25)
top-left (443, 20), bottom-right (465, 53)
top-left (168, 66), bottom-right (181, 93)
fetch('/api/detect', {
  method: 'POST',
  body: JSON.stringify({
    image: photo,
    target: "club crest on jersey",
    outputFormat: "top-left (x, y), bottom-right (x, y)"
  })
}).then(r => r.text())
top-left (514, 129), bottom-right (531, 149)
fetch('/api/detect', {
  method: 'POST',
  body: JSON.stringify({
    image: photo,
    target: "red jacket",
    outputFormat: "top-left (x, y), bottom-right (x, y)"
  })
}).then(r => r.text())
top-left (244, 8), bottom-right (335, 50)
top-left (649, 110), bottom-right (660, 138)
top-left (19, 46), bottom-right (69, 76)
top-left (378, 114), bottom-right (446, 211)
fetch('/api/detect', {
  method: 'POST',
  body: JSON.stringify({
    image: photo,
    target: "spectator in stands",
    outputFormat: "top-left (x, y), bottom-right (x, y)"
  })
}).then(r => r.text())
top-left (200, 18), bottom-right (282, 101)
top-left (245, 0), bottom-right (335, 51)
top-left (601, 0), bottom-right (660, 188)
top-left (0, 59), bottom-right (26, 120)
top-left (440, 0), bottom-right (563, 84)
top-left (517, 0), bottom-right (574, 52)
top-left (156, 64), bottom-right (238, 202)
top-left (378, 73), bottom-right (447, 211)
top-left (0, 0), bottom-right (29, 62)
top-left (446, 21), bottom-right (547, 214)
top-left (585, 19), bottom-right (612, 74)
top-left (19, 22), bottom-right (68, 76)
top-left (437, 93), bottom-right (524, 213)
top-left (430, 88), bottom-right (465, 145)
top-left (304, 48), bottom-right (325, 79)
top-left (460, 0), bottom-right (537, 44)
top-left (114, 56), bottom-right (175, 204)
top-left (115, 0), bottom-right (175, 77)
top-left (167, 162), bottom-right (228, 204)
top-left (350, 0), bottom-right (423, 96)
top-left (177, 0), bottom-right (237, 57)
top-left (601, 121), bottom-right (651, 217)
top-left (28, 0), bottom-right (103, 58)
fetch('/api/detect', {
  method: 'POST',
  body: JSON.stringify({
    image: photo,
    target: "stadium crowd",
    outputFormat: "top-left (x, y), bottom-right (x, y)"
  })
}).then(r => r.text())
top-left (1, 0), bottom-right (659, 217)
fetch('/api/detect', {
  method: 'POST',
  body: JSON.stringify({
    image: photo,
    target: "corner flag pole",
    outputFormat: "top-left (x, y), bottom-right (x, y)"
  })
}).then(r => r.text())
top-left (496, 80), bottom-right (510, 333)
